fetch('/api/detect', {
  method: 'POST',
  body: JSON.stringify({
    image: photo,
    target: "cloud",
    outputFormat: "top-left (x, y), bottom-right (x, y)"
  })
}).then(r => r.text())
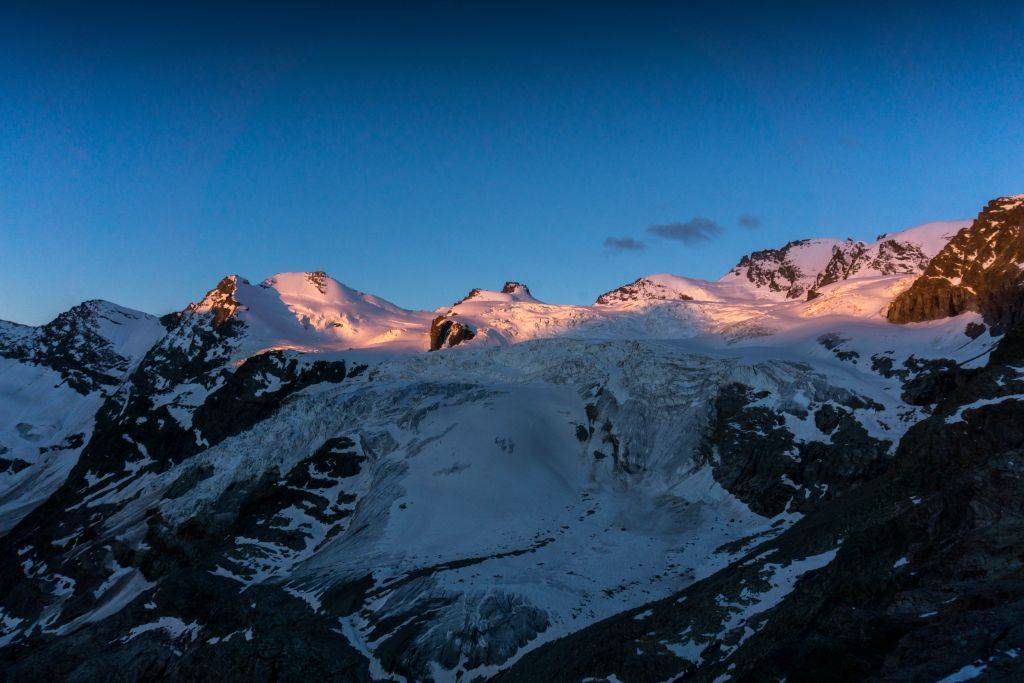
top-left (647, 218), bottom-right (723, 244)
top-left (603, 236), bottom-right (646, 252)
top-left (738, 214), bottom-right (761, 229)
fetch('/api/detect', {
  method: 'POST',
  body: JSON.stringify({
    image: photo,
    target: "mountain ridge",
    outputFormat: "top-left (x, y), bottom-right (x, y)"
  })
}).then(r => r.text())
top-left (2, 196), bottom-right (1023, 681)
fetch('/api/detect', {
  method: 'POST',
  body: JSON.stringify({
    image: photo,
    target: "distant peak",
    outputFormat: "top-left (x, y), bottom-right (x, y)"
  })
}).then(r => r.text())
top-left (190, 274), bottom-right (247, 325)
top-left (501, 281), bottom-right (532, 296)
top-left (76, 299), bottom-right (122, 312)
top-left (991, 194), bottom-right (1024, 211)
top-left (454, 282), bottom-right (539, 307)
top-left (455, 288), bottom-right (486, 305)
top-left (263, 271), bottom-right (344, 297)
top-left (43, 299), bottom-right (152, 329)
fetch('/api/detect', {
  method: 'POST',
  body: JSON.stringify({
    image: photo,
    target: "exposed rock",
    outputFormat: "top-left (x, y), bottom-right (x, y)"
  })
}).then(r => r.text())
top-left (188, 275), bottom-right (245, 328)
top-left (888, 195), bottom-right (1024, 330)
top-left (726, 239), bottom-right (815, 298)
top-left (0, 457), bottom-right (31, 475)
top-left (818, 332), bottom-right (860, 363)
top-left (723, 224), bottom-right (957, 300)
top-left (306, 270), bottom-right (329, 294)
top-left (0, 300), bottom-right (161, 395)
top-left (704, 383), bottom-right (890, 517)
top-left (965, 321), bottom-right (987, 339)
top-left (429, 315), bottom-right (476, 350)
top-left (501, 281), bottom-right (532, 296)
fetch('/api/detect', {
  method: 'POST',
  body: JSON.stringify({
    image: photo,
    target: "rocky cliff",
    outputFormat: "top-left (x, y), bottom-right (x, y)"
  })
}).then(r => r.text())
top-left (888, 195), bottom-right (1024, 330)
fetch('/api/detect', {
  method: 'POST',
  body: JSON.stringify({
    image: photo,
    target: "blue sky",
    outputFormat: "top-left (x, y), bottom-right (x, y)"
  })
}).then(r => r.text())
top-left (2, 1), bottom-right (1023, 324)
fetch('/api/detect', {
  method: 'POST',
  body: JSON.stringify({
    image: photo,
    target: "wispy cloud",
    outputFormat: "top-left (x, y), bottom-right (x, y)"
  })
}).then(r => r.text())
top-left (647, 218), bottom-right (723, 244)
top-left (738, 214), bottom-right (761, 229)
top-left (603, 236), bottom-right (646, 252)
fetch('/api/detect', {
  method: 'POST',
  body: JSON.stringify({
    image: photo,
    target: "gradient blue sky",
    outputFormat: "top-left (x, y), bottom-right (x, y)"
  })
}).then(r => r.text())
top-left (2, 1), bottom-right (1023, 324)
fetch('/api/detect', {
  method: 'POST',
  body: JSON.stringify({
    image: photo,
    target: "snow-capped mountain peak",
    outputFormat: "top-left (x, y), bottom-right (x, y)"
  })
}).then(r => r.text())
top-left (595, 274), bottom-right (748, 305)
top-left (718, 220), bottom-right (971, 301)
top-left (718, 237), bottom-right (844, 300)
top-left (263, 271), bottom-right (413, 325)
top-left (454, 281), bottom-right (540, 306)
top-left (183, 271), bottom-right (434, 354)
top-left (500, 281), bottom-right (535, 299)
top-left (0, 299), bottom-right (165, 532)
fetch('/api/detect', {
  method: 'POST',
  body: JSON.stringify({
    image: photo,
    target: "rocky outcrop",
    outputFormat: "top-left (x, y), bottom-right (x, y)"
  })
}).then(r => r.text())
top-left (306, 270), bottom-right (329, 294)
top-left (811, 238), bottom-right (930, 296)
top-left (888, 195), bottom-right (1024, 330)
top-left (187, 275), bottom-right (244, 327)
top-left (705, 382), bottom-right (890, 516)
top-left (725, 239), bottom-right (813, 298)
top-left (501, 281), bottom-right (532, 296)
top-left (429, 315), bottom-right (476, 350)
top-left (726, 225), bottom-right (954, 301)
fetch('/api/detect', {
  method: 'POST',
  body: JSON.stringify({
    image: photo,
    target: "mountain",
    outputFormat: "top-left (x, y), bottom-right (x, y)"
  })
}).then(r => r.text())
top-left (888, 195), bottom-right (1024, 332)
top-left (719, 220), bottom-right (968, 301)
top-left (187, 271), bottom-right (433, 354)
top-left (0, 301), bottom-right (165, 533)
top-left (1, 201), bottom-right (1023, 681)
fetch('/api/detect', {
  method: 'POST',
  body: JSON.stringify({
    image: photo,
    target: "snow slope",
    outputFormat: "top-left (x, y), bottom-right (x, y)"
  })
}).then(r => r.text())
top-left (189, 272), bottom-right (434, 357)
top-left (717, 220), bottom-right (971, 301)
top-left (420, 220), bottom-right (974, 350)
top-left (0, 301), bottom-right (165, 532)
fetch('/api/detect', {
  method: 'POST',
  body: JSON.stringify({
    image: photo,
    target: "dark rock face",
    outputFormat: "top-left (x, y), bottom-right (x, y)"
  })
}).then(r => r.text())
top-left (888, 195), bottom-right (1024, 330)
top-left (814, 238), bottom-right (931, 293)
top-left (965, 321), bottom-right (987, 339)
top-left (191, 351), bottom-right (348, 452)
top-left (501, 281), bottom-right (532, 296)
top-left (0, 300), bottom-right (158, 395)
top-left (80, 333), bottom-right (346, 479)
top-left (726, 239), bottom-right (813, 299)
top-left (728, 231), bottom-right (943, 301)
top-left (705, 383), bottom-right (890, 516)
top-left (810, 241), bottom-right (868, 293)
top-left (181, 275), bottom-right (246, 328)
top-left (865, 237), bottom-right (932, 275)
top-left (306, 270), bottom-right (329, 294)
top-left (2, 457), bottom-right (374, 682)
top-left (0, 456), bottom-right (31, 475)
top-left (818, 332), bottom-right (861, 363)
top-left (429, 315), bottom-right (476, 350)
